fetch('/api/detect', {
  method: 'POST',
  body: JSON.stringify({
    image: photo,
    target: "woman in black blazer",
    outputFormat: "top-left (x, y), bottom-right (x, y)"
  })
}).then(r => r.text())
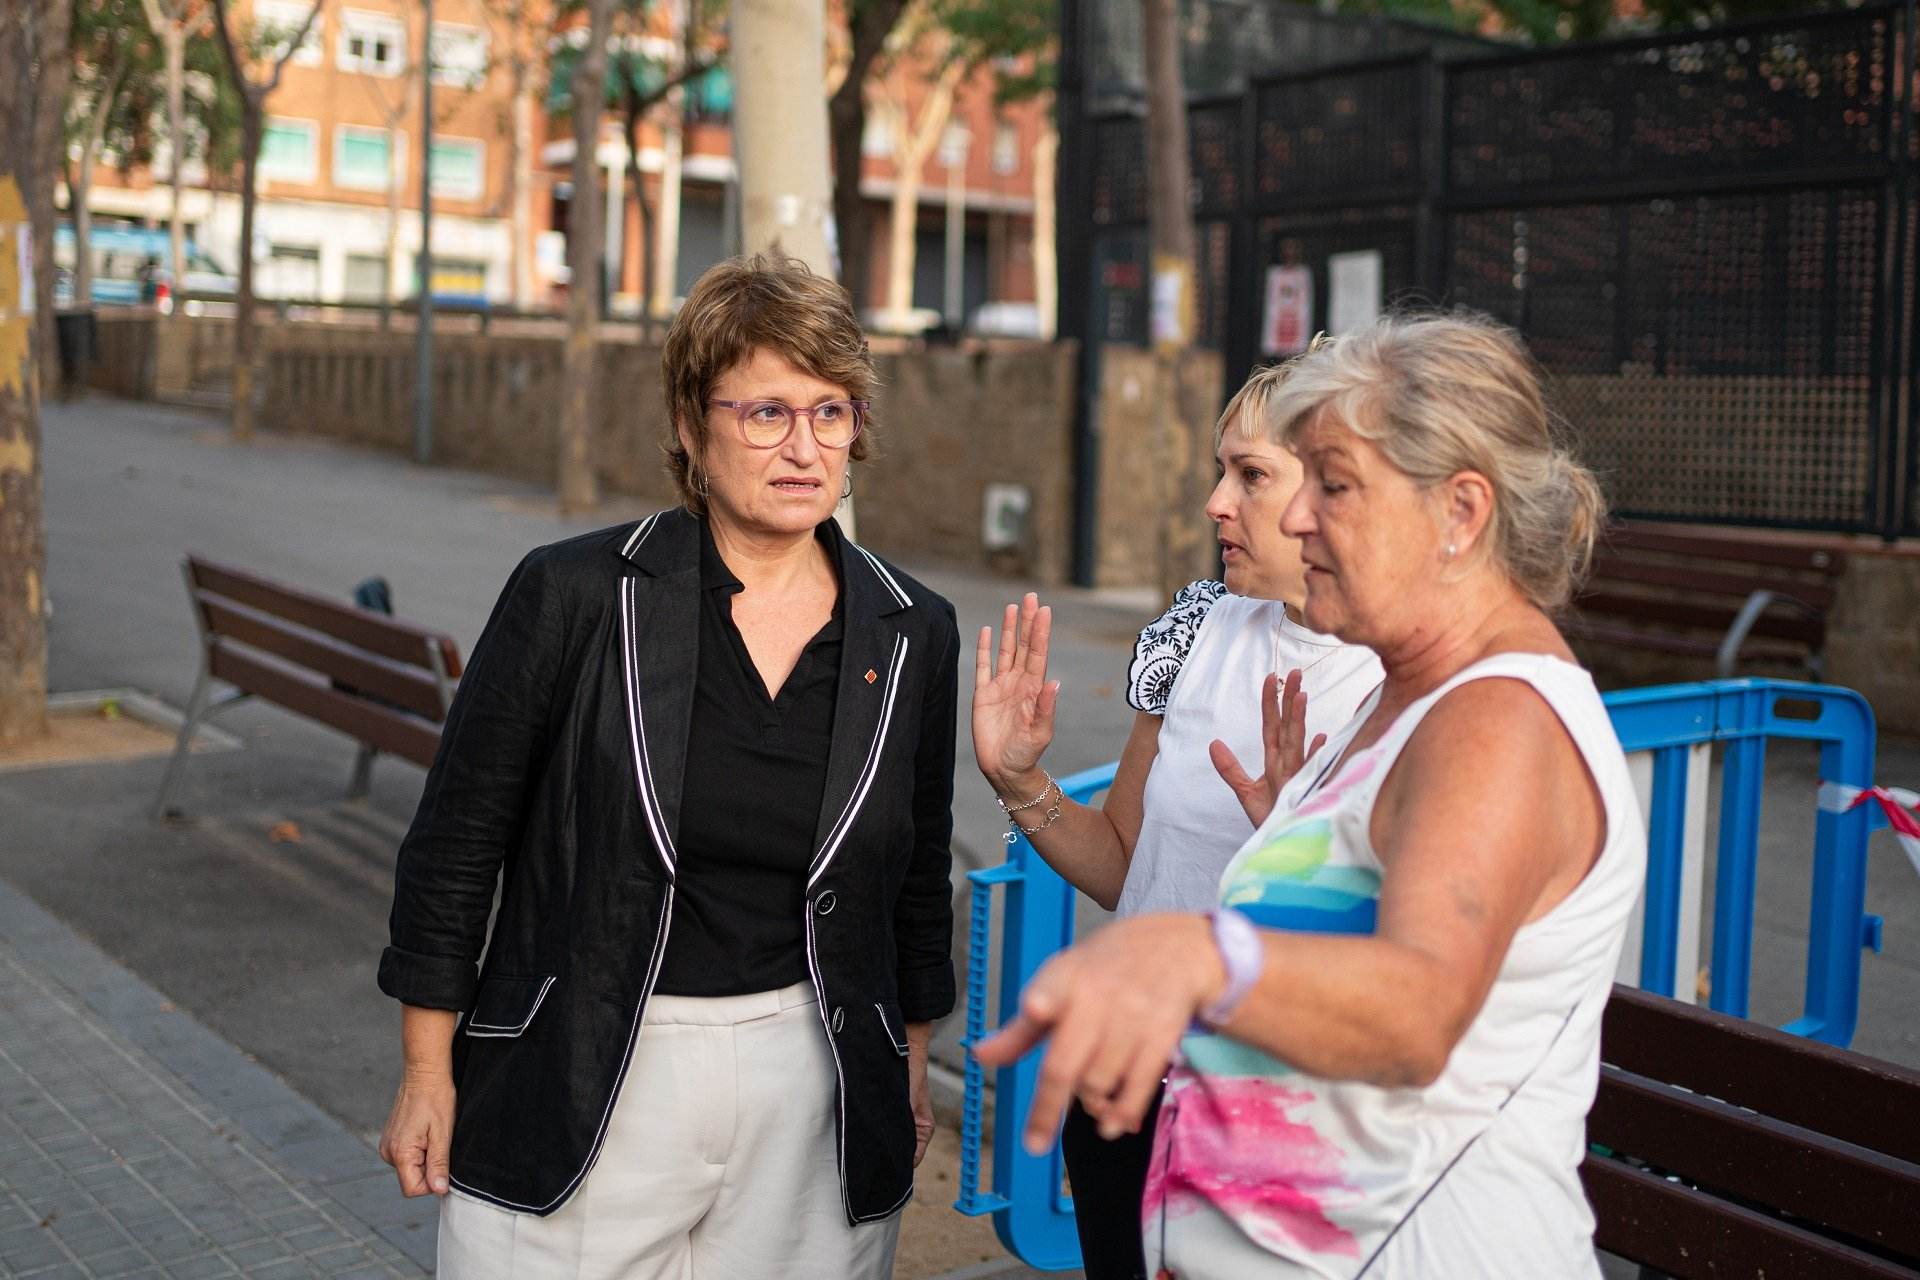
top-left (375, 253), bottom-right (959, 1279)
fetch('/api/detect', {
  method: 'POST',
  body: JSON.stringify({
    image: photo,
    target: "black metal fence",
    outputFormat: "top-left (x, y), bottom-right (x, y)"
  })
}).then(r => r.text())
top-left (1059, 2), bottom-right (1920, 556)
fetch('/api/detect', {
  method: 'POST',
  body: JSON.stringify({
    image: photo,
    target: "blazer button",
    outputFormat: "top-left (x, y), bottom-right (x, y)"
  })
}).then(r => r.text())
top-left (815, 891), bottom-right (837, 916)
top-left (830, 1006), bottom-right (845, 1034)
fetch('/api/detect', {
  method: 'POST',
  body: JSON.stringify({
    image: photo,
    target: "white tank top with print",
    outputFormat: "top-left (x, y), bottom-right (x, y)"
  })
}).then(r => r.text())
top-left (1145, 653), bottom-right (1647, 1280)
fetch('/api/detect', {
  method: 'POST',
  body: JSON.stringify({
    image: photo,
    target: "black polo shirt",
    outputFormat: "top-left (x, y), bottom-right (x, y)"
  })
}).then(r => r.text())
top-left (653, 520), bottom-right (844, 997)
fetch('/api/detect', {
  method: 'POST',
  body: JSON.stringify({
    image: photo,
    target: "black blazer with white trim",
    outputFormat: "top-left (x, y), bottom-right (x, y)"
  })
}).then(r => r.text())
top-left (377, 506), bottom-right (960, 1222)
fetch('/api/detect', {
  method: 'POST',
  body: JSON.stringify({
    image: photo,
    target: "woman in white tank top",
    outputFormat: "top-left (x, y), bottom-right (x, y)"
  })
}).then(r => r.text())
top-left (976, 314), bottom-right (1646, 1279)
top-left (972, 367), bottom-right (1379, 1279)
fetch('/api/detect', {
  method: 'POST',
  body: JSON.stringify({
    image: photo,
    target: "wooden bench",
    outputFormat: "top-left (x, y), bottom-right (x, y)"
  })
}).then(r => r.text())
top-left (1570, 526), bottom-right (1846, 680)
top-left (153, 556), bottom-right (463, 818)
top-left (1584, 986), bottom-right (1920, 1278)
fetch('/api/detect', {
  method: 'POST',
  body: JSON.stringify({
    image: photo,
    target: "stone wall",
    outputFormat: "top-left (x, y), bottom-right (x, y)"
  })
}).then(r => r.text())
top-left (1093, 346), bottom-right (1224, 596)
top-left (254, 322), bottom-right (1079, 582)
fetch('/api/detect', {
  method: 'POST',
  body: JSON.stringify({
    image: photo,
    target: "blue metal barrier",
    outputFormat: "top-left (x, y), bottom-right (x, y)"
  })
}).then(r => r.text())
top-left (955, 679), bottom-right (1884, 1270)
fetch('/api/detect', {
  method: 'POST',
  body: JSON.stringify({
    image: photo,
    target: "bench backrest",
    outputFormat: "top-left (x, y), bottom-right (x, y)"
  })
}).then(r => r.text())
top-left (185, 556), bottom-right (463, 768)
top-left (1576, 525), bottom-right (1848, 649)
top-left (1585, 986), bottom-right (1920, 1278)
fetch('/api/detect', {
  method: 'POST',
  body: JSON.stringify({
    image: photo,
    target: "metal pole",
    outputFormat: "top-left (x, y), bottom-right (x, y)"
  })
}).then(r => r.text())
top-left (413, 0), bottom-right (435, 465)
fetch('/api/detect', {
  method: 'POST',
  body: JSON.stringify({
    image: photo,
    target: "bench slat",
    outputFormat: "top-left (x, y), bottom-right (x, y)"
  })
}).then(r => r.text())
top-left (198, 592), bottom-right (449, 722)
top-left (1604, 527), bottom-right (1847, 576)
top-left (209, 642), bottom-right (443, 768)
top-left (1573, 588), bottom-right (1826, 646)
top-left (1586, 555), bottom-right (1839, 613)
top-left (1590, 1065), bottom-right (1920, 1258)
top-left (1602, 987), bottom-right (1920, 1166)
top-left (189, 558), bottom-right (462, 677)
top-left (1583, 1158), bottom-right (1918, 1279)
top-left (1567, 620), bottom-right (1811, 666)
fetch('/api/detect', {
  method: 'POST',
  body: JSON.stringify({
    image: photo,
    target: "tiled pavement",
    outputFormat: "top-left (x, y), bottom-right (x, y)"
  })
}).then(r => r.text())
top-left (0, 882), bottom-right (433, 1279)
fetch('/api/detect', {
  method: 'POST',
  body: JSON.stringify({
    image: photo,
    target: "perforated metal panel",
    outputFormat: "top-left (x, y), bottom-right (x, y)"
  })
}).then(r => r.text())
top-left (1449, 11), bottom-right (1895, 197)
top-left (1068, 0), bottom-right (1920, 536)
top-left (1254, 59), bottom-right (1427, 208)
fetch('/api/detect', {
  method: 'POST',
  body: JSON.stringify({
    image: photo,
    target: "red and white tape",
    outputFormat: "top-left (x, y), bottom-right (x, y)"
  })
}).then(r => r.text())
top-left (1817, 782), bottom-right (1920, 877)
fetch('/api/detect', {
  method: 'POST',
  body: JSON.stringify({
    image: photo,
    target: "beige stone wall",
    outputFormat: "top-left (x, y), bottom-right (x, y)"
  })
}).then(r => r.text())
top-left (252, 324), bottom-right (1080, 582)
top-left (1827, 553), bottom-right (1920, 738)
top-left (1093, 346), bottom-right (1223, 595)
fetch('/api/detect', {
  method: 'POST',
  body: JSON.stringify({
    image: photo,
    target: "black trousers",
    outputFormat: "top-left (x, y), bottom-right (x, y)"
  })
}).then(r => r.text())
top-left (1061, 1085), bottom-right (1165, 1280)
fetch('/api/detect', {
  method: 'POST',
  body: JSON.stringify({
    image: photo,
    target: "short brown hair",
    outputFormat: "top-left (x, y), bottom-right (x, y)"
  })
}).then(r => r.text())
top-left (661, 252), bottom-right (878, 512)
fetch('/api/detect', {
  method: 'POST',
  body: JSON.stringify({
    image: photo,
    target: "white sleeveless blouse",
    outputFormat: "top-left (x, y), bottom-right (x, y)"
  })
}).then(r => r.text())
top-left (1118, 583), bottom-right (1383, 920)
top-left (1145, 653), bottom-right (1647, 1279)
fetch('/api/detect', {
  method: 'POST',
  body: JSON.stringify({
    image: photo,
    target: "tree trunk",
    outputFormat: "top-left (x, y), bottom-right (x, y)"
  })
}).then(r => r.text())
top-left (31, 0), bottom-right (70, 394)
top-left (884, 152), bottom-right (919, 316)
top-left (623, 95), bottom-right (650, 308)
top-left (164, 25), bottom-right (187, 315)
top-left (1142, 0), bottom-right (1204, 602)
top-left (880, 64), bottom-right (959, 320)
top-left (827, 0), bottom-right (906, 311)
top-left (383, 125), bottom-right (404, 328)
top-left (73, 164), bottom-right (97, 306)
top-left (0, 13), bottom-right (48, 744)
top-left (558, 0), bottom-right (614, 512)
top-left (510, 60), bottom-right (535, 308)
top-left (1032, 119), bottom-right (1057, 340)
top-left (731, 0), bottom-right (835, 273)
top-left (827, 74), bottom-right (870, 308)
top-left (230, 109), bottom-right (262, 441)
top-left (651, 84), bottom-right (684, 320)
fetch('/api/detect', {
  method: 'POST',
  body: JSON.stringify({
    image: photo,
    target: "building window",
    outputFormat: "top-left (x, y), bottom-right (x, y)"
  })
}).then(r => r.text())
top-left (431, 23), bottom-right (489, 89)
top-left (261, 244), bottom-right (320, 300)
top-left (344, 253), bottom-right (388, 301)
top-left (259, 118), bottom-right (318, 183)
top-left (333, 125), bottom-right (395, 191)
top-left (429, 137), bottom-right (484, 200)
top-left (992, 121), bottom-right (1020, 176)
top-left (861, 116), bottom-right (892, 158)
top-left (255, 0), bottom-right (323, 67)
top-left (339, 9), bottom-right (407, 76)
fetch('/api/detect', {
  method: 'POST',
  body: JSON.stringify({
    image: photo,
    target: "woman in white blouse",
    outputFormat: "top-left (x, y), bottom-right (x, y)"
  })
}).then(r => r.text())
top-left (972, 365), bottom-right (1381, 1280)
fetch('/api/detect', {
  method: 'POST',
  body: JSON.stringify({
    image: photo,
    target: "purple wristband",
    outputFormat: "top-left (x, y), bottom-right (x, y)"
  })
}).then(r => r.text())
top-left (1199, 907), bottom-right (1264, 1029)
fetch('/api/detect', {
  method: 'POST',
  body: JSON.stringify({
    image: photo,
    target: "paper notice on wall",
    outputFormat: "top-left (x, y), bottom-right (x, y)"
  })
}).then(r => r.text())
top-left (1261, 265), bottom-right (1312, 356)
top-left (1150, 258), bottom-right (1192, 348)
top-left (16, 225), bottom-right (32, 316)
top-left (1328, 249), bottom-right (1382, 335)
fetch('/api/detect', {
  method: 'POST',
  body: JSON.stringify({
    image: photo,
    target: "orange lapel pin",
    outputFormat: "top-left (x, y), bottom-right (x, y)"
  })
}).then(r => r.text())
top-left (864, 669), bottom-right (878, 684)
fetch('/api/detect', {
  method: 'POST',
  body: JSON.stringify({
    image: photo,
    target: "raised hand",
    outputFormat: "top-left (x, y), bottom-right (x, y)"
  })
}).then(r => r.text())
top-left (1209, 669), bottom-right (1327, 827)
top-left (972, 593), bottom-right (1061, 792)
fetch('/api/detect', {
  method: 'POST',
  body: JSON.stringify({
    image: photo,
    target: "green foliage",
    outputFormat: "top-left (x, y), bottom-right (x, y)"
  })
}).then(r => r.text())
top-left (931, 0), bottom-right (1056, 102)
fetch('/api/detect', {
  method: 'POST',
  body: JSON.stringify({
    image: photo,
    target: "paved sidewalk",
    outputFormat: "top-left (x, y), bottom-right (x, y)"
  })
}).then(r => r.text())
top-left (0, 881), bottom-right (433, 1279)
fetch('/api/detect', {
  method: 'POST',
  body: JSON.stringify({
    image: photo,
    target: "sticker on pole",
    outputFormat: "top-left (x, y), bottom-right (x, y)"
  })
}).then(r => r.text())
top-left (16, 224), bottom-right (32, 317)
top-left (1261, 265), bottom-right (1312, 356)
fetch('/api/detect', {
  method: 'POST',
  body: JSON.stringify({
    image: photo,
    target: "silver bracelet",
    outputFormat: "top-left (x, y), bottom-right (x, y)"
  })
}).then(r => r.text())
top-left (994, 773), bottom-right (1057, 815)
top-left (1001, 779), bottom-right (1064, 844)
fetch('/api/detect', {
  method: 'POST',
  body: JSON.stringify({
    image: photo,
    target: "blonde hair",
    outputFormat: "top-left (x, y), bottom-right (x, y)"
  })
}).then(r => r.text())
top-left (1260, 312), bottom-right (1605, 611)
top-left (1214, 362), bottom-right (1297, 448)
top-left (661, 252), bottom-right (878, 513)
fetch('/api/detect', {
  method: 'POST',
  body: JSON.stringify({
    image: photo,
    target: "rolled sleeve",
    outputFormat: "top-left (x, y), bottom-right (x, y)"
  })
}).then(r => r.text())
top-left (378, 549), bottom-right (565, 1013)
top-left (895, 600), bottom-right (959, 1024)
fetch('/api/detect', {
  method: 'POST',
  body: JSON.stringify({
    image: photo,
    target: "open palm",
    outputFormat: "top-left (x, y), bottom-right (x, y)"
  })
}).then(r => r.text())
top-left (972, 593), bottom-right (1061, 788)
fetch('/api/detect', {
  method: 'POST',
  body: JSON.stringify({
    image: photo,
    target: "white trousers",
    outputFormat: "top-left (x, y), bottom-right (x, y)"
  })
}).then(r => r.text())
top-left (438, 980), bottom-right (901, 1280)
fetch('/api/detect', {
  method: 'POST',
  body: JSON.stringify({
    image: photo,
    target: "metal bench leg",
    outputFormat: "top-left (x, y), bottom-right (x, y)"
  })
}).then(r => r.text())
top-left (153, 665), bottom-right (215, 820)
top-left (347, 745), bottom-right (377, 800)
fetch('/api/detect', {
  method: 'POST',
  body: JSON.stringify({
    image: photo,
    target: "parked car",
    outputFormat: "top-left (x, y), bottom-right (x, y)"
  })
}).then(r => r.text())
top-left (53, 224), bottom-right (237, 312)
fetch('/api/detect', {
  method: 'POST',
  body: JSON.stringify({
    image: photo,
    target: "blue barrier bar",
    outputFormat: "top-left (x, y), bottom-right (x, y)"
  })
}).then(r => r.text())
top-left (955, 680), bottom-right (1882, 1269)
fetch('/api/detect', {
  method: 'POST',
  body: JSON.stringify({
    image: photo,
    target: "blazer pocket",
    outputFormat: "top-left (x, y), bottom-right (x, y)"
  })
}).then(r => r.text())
top-left (464, 974), bottom-right (557, 1038)
top-left (874, 1001), bottom-right (910, 1057)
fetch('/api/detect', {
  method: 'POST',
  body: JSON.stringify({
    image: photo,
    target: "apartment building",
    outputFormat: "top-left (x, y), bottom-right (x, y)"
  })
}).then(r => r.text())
top-left (74, 0), bottom-right (1048, 321)
top-left (77, 0), bottom-right (536, 306)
